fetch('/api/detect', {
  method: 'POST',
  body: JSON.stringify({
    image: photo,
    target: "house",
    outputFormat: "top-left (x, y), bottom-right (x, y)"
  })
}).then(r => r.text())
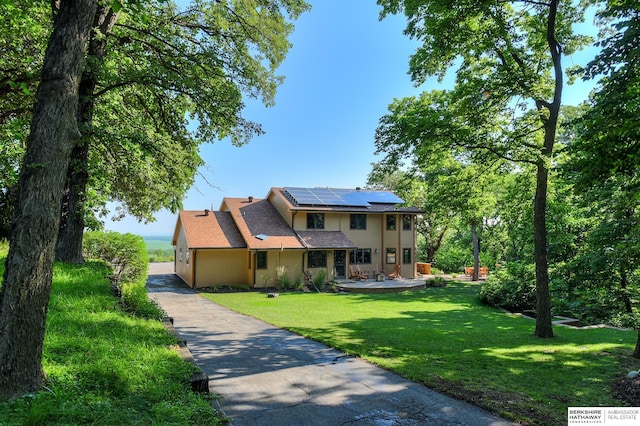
top-left (172, 186), bottom-right (422, 288)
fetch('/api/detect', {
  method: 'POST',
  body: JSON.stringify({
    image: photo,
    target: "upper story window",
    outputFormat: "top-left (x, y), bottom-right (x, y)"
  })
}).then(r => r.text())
top-left (402, 214), bottom-right (412, 230)
top-left (350, 214), bottom-right (366, 230)
top-left (307, 213), bottom-right (325, 229)
top-left (386, 214), bottom-right (397, 230)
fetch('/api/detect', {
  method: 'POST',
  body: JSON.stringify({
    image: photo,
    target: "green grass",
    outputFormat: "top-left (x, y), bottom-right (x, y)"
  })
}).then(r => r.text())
top-left (0, 251), bottom-right (223, 425)
top-left (202, 283), bottom-right (639, 425)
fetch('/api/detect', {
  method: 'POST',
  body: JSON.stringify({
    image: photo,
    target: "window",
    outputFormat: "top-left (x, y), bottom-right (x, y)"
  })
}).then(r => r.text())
top-left (350, 214), bottom-right (366, 230)
top-left (308, 250), bottom-right (327, 268)
top-left (307, 213), bottom-right (325, 229)
top-left (256, 251), bottom-right (267, 269)
top-left (403, 248), bottom-right (412, 264)
top-left (403, 214), bottom-right (412, 230)
top-left (386, 215), bottom-right (396, 230)
top-left (349, 248), bottom-right (371, 264)
top-left (179, 247), bottom-right (183, 262)
top-left (386, 248), bottom-right (396, 264)
top-left (186, 250), bottom-right (190, 265)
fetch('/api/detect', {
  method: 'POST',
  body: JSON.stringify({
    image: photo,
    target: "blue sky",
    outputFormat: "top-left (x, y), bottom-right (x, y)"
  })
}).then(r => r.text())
top-left (105, 0), bottom-right (600, 236)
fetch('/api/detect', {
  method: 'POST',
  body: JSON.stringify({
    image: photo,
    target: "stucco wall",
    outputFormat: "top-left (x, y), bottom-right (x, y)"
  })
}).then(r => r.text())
top-left (193, 249), bottom-right (247, 288)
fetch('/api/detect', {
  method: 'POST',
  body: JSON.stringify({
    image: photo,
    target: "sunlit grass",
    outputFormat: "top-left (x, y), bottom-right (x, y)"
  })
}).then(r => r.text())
top-left (203, 283), bottom-right (638, 425)
top-left (0, 254), bottom-right (222, 425)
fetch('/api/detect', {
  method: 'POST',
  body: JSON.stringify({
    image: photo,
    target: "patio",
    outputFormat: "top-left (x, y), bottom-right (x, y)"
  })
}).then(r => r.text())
top-left (335, 273), bottom-right (483, 294)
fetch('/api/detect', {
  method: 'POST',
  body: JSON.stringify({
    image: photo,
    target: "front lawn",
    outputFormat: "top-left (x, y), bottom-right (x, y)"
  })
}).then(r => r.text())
top-left (202, 282), bottom-right (638, 425)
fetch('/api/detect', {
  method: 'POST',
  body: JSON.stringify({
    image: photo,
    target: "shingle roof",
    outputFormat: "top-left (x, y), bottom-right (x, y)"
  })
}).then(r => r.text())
top-left (174, 210), bottom-right (246, 249)
top-left (222, 198), bottom-right (304, 250)
top-left (296, 231), bottom-right (357, 249)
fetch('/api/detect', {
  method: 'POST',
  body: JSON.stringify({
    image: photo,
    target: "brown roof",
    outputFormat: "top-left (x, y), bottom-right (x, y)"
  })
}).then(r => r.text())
top-left (296, 231), bottom-right (357, 249)
top-left (222, 198), bottom-right (304, 250)
top-left (173, 210), bottom-right (246, 249)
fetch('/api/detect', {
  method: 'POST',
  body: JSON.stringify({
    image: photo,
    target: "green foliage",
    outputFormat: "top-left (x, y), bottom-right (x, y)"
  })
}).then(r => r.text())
top-left (1, 0), bottom-right (310, 227)
top-left (312, 269), bottom-right (327, 287)
top-left (203, 283), bottom-right (637, 424)
top-left (425, 276), bottom-right (446, 287)
top-left (0, 260), bottom-right (221, 425)
top-left (433, 237), bottom-right (469, 274)
top-left (479, 262), bottom-right (536, 313)
top-left (275, 265), bottom-right (291, 289)
top-left (83, 231), bottom-right (163, 319)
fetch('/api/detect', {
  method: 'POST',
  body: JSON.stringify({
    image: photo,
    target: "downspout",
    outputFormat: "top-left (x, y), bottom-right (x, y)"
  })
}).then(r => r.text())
top-left (397, 213), bottom-right (402, 276)
top-left (192, 248), bottom-right (197, 289)
top-left (380, 212), bottom-right (385, 273)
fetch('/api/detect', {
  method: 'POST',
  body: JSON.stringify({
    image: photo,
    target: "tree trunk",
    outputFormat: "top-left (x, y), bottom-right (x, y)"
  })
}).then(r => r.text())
top-left (471, 221), bottom-right (480, 281)
top-left (634, 329), bottom-right (640, 359)
top-left (56, 6), bottom-right (119, 263)
top-left (0, 0), bottom-right (98, 400)
top-left (533, 163), bottom-right (554, 338)
top-left (532, 0), bottom-right (563, 339)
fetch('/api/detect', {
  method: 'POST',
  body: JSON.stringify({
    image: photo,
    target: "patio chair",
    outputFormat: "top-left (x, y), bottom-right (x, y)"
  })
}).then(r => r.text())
top-left (387, 264), bottom-right (401, 279)
top-left (348, 265), bottom-right (367, 281)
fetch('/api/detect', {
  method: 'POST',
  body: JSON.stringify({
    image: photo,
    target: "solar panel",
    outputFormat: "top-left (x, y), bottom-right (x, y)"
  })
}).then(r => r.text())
top-left (283, 187), bottom-right (404, 207)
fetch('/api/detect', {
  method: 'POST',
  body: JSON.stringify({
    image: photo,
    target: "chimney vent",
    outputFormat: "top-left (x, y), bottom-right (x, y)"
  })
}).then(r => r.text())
top-left (204, 209), bottom-right (210, 216)
top-left (248, 196), bottom-right (254, 202)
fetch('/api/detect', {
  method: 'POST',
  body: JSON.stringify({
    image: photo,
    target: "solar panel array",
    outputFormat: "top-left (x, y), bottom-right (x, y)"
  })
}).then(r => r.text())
top-left (283, 187), bottom-right (404, 207)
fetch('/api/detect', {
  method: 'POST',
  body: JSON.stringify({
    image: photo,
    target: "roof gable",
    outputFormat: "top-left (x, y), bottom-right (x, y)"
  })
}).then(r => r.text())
top-left (222, 198), bottom-right (304, 250)
top-left (174, 210), bottom-right (246, 249)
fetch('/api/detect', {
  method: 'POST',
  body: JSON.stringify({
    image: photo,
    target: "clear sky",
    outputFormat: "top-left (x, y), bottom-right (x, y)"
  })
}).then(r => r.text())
top-left (105, 0), bottom-right (600, 236)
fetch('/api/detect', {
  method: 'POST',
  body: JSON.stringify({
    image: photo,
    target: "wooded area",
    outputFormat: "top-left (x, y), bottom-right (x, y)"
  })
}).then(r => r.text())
top-left (1, 0), bottom-right (639, 402)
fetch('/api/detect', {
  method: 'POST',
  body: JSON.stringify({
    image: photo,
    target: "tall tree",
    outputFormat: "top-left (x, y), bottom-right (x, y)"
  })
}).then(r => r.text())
top-left (367, 165), bottom-right (455, 264)
top-left (567, 0), bottom-right (640, 356)
top-left (377, 0), bottom-right (594, 337)
top-left (54, 0), bottom-right (309, 261)
top-left (0, 0), bottom-right (98, 399)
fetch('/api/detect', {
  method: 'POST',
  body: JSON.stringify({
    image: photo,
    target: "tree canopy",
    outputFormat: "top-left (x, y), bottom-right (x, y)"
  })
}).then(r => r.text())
top-left (376, 0), bottom-right (595, 337)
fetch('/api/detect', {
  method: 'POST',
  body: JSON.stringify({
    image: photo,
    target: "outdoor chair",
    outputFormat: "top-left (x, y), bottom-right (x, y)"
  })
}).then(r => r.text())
top-left (387, 264), bottom-right (401, 279)
top-left (349, 265), bottom-right (368, 281)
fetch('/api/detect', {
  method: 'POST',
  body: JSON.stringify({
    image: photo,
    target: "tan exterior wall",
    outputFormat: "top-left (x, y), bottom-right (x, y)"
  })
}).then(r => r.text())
top-left (193, 249), bottom-right (247, 288)
top-left (174, 225), bottom-right (194, 287)
top-left (292, 211), bottom-right (418, 278)
top-left (253, 249), bottom-right (305, 288)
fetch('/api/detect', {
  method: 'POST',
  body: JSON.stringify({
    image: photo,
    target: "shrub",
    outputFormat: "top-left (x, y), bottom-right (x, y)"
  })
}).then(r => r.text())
top-left (83, 231), bottom-right (164, 319)
top-left (426, 276), bottom-right (447, 287)
top-left (479, 261), bottom-right (536, 313)
top-left (312, 269), bottom-right (327, 288)
top-left (275, 265), bottom-right (291, 289)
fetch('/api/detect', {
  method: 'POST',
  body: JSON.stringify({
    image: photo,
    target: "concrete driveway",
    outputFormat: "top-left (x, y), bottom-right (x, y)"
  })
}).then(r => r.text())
top-left (147, 263), bottom-right (516, 426)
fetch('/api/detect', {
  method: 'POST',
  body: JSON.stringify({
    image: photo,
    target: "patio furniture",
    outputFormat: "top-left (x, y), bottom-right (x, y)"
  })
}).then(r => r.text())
top-left (349, 265), bottom-right (368, 281)
top-left (387, 264), bottom-right (401, 279)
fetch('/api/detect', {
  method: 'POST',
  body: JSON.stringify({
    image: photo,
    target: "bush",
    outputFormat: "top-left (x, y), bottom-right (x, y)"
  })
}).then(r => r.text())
top-left (426, 276), bottom-right (447, 287)
top-left (433, 244), bottom-right (469, 274)
top-left (479, 261), bottom-right (536, 313)
top-left (83, 231), bottom-right (164, 319)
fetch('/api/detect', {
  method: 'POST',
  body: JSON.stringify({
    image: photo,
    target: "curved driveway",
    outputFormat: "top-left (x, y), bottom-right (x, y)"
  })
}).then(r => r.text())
top-left (147, 264), bottom-right (515, 426)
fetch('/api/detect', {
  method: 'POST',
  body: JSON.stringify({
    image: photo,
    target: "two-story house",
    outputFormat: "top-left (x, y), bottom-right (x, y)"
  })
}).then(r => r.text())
top-left (172, 186), bottom-right (422, 288)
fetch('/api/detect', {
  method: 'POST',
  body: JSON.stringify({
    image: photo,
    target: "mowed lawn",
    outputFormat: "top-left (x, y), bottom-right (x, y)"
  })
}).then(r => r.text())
top-left (202, 282), bottom-right (638, 425)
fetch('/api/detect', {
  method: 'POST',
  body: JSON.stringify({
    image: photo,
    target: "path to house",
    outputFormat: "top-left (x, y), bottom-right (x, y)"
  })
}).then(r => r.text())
top-left (147, 263), bottom-right (516, 426)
